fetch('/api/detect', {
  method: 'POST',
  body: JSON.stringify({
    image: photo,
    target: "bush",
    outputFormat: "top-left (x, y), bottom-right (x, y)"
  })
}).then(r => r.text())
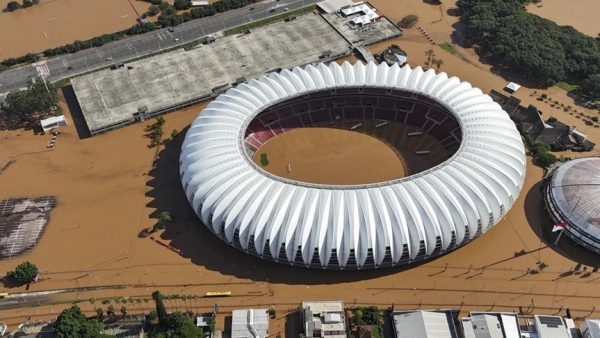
top-left (7, 261), bottom-right (39, 284)
top-left (398, 14), bottom-right (419, 28)
top-left (148, 5), bottom-right (160, 16)
top-left (530, 142), bottom-right (550, 155)
top-left (541, 93), bottom-right (548, 99)
top-left (536, 151), bottom-right (557, 168)
top-left (6, 1), bottom-right (21, 11)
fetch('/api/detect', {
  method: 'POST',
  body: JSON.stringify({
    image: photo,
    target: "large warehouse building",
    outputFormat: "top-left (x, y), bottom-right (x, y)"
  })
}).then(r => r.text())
top-left (544, 157), bottom-right (600, 254)
top-left (179, 61), bottom-right (527, 270)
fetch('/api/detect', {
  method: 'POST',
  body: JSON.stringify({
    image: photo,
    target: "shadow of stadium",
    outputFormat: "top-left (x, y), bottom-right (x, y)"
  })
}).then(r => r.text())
top-left (144, 126), bottom-right (452, 285)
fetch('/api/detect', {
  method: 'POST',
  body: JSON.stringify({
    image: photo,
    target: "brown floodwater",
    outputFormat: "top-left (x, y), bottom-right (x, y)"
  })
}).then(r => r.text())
top-left (0, 0), bottom-right (151, 59)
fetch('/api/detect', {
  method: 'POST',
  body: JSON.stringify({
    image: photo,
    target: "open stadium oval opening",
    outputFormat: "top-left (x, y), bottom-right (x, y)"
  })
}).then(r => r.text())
top-left (544, 157), bottom-right (600, 255)
top-left (180, 61), bottom-right (527, 270)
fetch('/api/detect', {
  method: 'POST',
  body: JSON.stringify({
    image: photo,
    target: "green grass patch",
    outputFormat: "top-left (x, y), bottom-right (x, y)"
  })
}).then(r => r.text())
top-left (555, 81), bottom-right (578, 92)
top-left (438, 43), bottom-right (471, 63)
top-left (224, 5), bottom-right (317, 36)
top-left (260, 153), bottom-right (269, 166)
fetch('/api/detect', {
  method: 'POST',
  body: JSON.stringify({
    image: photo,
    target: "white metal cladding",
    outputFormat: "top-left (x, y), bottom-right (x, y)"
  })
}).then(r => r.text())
top-left (180, 61), bottom-right (527, 269)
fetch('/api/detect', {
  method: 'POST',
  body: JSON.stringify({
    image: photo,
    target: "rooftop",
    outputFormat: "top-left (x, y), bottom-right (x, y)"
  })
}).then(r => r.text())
top-left (461, 312), bottom-right (521, 338)
top-left (392, 310), bottom-right (459, 338)
top-left (303, 301), bottom-right (346, 338)
top-left (71, 14), bottom-right (352, 133)
top-left (231, 309), bottom-right (269, 338)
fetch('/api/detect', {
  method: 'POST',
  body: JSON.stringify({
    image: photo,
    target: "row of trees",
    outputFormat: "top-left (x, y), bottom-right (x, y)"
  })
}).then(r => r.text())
top-left (0, 0), bottom-right (260, 69)
top-left (456, 0), bottom-right (600, 100)
top-left (6, 0), bottom-right (40, 12)
top-left (52, 291), bottom-right (202, 338)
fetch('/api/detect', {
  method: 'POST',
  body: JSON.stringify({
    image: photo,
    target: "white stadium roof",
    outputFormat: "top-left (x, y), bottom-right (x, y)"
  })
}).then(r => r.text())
top-left (180, 61), bottom-right (526, 270)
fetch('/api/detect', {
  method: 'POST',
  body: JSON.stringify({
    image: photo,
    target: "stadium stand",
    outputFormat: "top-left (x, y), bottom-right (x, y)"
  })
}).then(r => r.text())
top-left (243, 89), bottom-right (461, 166)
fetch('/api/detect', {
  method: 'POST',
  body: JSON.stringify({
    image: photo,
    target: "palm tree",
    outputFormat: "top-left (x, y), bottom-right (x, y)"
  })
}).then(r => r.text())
top-left (96, 307), bottom-right (103, 319)
top-left (157, 211), bottom-right (172, 229)
top-left (434, 59), bottom-right (444, 71)
top-left (424, 49), bottom-right (436, 68)
top-left (121, 306), bottom-right (128, 318)
top-left (136, 298), bottom-right (142, 313)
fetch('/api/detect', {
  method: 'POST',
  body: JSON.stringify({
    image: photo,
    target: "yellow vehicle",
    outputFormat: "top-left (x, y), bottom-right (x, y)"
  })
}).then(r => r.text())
top-left (204, 291), bottom-right (231, 298)
top-left (0, 293), bottom-right (8, 298)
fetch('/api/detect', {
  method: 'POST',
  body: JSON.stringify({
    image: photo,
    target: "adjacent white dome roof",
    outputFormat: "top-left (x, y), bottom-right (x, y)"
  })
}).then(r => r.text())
top-left (549, 157), bottom-right (600, 241)
top-left (180, 61), bottom-right (527, 269)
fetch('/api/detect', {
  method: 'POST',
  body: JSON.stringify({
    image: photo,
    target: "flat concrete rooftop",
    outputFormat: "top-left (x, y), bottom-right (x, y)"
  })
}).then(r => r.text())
top-left (322, 9), bottom-right (403, 46)
top-left (71, 13), bottom-right (352, 133)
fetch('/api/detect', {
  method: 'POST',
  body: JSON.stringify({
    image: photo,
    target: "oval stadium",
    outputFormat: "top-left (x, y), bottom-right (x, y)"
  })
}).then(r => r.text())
top-left (180, 61), bottom-right (527, 270)
top-left (544, 157), bottom-right (600, 255)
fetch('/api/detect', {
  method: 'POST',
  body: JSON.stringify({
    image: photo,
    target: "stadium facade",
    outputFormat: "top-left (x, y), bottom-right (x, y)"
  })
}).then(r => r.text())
top-left (180, 61), bottom-right (527, 270)
top-left (544, 157), bottom-right (600, 254)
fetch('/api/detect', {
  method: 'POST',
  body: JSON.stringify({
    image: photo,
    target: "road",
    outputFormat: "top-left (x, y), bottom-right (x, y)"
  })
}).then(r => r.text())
top-left (0, 0), bottom-right (320, 94)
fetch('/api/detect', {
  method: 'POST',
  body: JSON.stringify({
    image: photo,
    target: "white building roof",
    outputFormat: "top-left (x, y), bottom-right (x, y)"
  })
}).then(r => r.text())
top-left (393, 311), bottom-right (456, 338)
top-left (341, 4), bottom-right (380, 26)
top-left (231, 309), bottom-right (269, 338)
top-left (461, 313), bottom-right (521, 338)
top-left (303, 301), bottom-right (345, 338)
top-left (582, 319), bottom-right (600, 338)
top-left (180, 61), bottom-right (527, 269)
top-left (534, 316), bottom-right (570, 338)
top-left (317, 0), bottom-right (355, 14)
top-left (505, 82), bottom-right (521, 92)
top-left (40, 115), bottom-right (67, 131)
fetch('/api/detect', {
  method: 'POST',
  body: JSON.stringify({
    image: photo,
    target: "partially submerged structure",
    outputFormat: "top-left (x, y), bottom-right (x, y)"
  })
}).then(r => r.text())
top-left (489, 90), bottom-right (596, 152)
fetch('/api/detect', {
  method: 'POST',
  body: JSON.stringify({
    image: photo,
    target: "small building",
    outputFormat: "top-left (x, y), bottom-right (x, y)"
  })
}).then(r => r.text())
top-left (316, 0), bottom-right (355, 14)
top-left (533, 315), bottom-right (577, 338)
top-left (488, 90), bottom-right (596, 152)
top-left (392, 310), bottom-right (459, 338)
top-left (381, 46), bottom-right (408, 66)
top-left (195, 315), bottom-right (212, 328)
top-left (341, 3), bottom-right (380, 27)
top-left (504, 82), bottom-right (521, 93)
top-left (461, 312), bottom-right (521, 338)
top-left (582, 319), bottom-right (600, 338)
top-left (40, 115), bottom-right (67, 132)
top-left (231, 309), bottom-right (269, 338)
top-left (302, 301), bottom-right (346, 338)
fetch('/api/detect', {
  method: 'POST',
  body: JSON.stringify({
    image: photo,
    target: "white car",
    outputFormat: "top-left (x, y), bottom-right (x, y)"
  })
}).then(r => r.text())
top-left (174, 38), bottom-right (180, 41)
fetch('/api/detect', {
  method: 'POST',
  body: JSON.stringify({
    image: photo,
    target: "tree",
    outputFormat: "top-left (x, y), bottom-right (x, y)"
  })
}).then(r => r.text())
top-left (107, 305), bottom-right (115, 316)
top-left (121, 306), bottom-right (128, 318)
top-left (433, 58), bottom-right (444, 71)
top-left (424, 49), bottom-right (436, 69)
top-left (152, 290), bottom-right (168, 323)
top-left (167, 311), bottom-right (203, 337)
top-left (530, 142), bottom-right (550, 155)
top-left (355, 306), bottom-right (382, 325)
top-left (158, 211), bottom-right (172, 228)
top-left (536, 151), bottom-right (557, 168)
top-left (54, 305), bottom-right (102, 338)
top-left (95, 307), bottom-right (103, 319)
top-left (354, 309), bottom-right (364, 325)
top-left (148, 5), bottom-right (160, 16)
top-left (6, 1), bottom-right (21, 11)
top-left (171, 129), bottom-right (179, 138)
top-left (174, 0), bottom-right (192, 10)
top-left (7, 261), bottom-right (39, 284)
top-left (22, 0), bottom-right (33, 8)
top-left (2, 77), bottom-right (59, 126)
top-left (151, 0), bottom-right (163, 4)
top-left (398, 14), bottom-right (419, 28)
top-left (581, 74), bottom-right (600, 101)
